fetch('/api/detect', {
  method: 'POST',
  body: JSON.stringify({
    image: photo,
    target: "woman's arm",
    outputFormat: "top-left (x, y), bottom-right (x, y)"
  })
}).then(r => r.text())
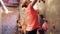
top-left (28, 0), bottom-right (37, 7)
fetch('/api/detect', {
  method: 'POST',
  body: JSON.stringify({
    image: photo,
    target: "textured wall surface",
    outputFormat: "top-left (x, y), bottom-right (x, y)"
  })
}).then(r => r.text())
top-left (45, 0), bottom-right (60, 34)
top-left (37, 1), bottom-right (46, 14)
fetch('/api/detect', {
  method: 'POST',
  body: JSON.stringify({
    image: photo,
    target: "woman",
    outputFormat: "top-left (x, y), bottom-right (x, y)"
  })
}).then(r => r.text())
top-left (22, 0), bottom-right (40, 34)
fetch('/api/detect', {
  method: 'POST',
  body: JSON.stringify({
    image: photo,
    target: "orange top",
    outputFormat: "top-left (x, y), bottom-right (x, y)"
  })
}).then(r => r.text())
top-left (26, 7), bottom-right (40, 31)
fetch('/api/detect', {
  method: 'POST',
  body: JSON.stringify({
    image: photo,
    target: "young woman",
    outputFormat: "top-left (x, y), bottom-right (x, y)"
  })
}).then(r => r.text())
top-left (22, 0), bottom-right (40, 34)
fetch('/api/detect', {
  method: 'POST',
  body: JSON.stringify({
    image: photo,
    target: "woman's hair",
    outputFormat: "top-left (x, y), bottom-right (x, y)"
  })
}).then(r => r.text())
top-left (22, 1), bottom-right (32, 8)
top-left (22, 2), bottom-right (27, 8)
top-left (40, 14), bottom-right (45, 19)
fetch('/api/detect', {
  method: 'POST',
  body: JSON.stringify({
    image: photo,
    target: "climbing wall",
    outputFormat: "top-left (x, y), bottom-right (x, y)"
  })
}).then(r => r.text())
top-left (37, 1), bottom-right (46, 14)
top-left (45, 0), bottom-right (60, 34)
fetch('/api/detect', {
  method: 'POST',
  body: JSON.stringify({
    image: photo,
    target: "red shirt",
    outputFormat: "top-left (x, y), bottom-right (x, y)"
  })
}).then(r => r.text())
top-left (26, 7), bottom-right (40, 31)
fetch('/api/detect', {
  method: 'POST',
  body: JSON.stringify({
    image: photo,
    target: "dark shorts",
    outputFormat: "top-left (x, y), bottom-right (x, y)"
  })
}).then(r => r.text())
top-left (26, 28), bottom-right (38, 34)
top-left (39, 29), bottom-right (45, 34)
